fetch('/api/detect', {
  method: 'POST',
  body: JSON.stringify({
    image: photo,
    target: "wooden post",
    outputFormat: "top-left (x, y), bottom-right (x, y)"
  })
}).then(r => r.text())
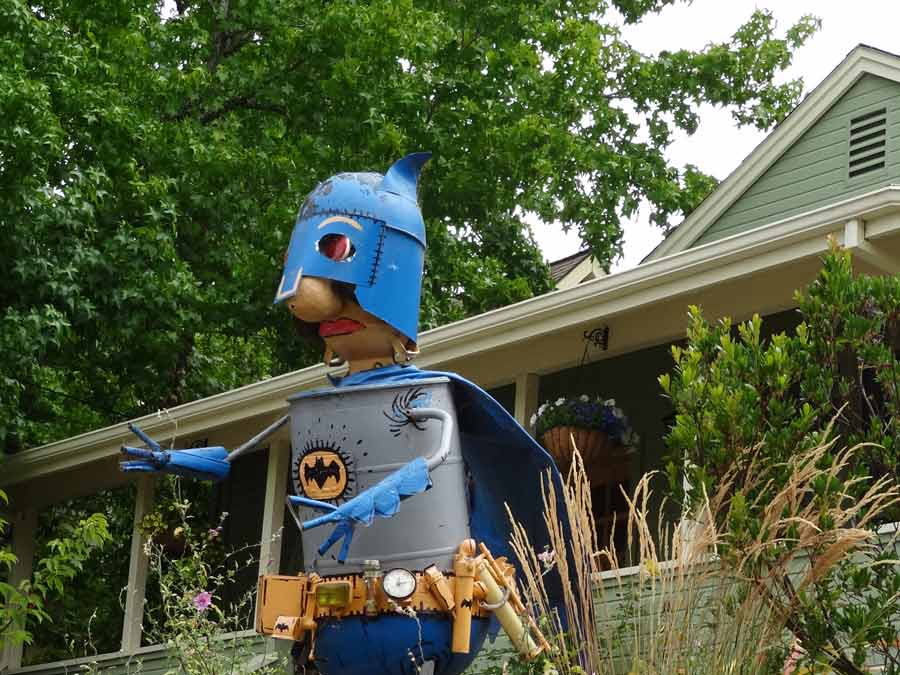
top-left (2, 508), bottom-right (38, 669)
top-left (514, 373), bottom-right (540, 437)
top-left (121, 475), bottom-right (155, 653)
top-left (258, 439), bottom-right (291, 577)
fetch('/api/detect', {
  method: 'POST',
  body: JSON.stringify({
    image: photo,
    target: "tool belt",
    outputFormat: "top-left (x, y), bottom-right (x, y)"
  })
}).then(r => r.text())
top-left (255, 539), bottom-right (546, 659)
top-left (257, 567), bottom-right (493, 632)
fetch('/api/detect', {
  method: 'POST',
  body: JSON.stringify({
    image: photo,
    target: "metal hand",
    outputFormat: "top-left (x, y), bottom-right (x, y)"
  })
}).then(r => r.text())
top-left (119, 423), bottom-right (230, 481)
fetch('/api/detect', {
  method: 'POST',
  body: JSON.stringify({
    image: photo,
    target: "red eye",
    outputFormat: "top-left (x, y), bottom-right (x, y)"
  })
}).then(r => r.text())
top-left (318, 234), bottom-right (354, 261)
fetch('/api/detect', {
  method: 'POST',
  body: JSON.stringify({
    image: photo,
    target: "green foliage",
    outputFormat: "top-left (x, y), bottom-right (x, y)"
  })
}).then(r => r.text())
top-left (0, 489), bottom-right (112, 651)
top-left (140, 480), bottom-right (284, 674)
top-left (663, 243), bottom-right (900, 674)
top-left (22, 487), bottom-right (133, 664)
top-left (0, 0), bottom-right (819, 452)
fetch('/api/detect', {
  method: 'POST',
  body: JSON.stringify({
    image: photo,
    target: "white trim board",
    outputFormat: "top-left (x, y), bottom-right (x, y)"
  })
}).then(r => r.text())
top-left (649, 45), bottom-right (900, 261)
top-left (556, 254), bottom-right (605, 290)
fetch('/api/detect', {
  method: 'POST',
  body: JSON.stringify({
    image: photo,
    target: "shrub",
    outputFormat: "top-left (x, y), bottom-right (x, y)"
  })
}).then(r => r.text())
top-left (140, 477), bottom-right (285, 675)
top-left (662, 243), bottom-right (900, 674)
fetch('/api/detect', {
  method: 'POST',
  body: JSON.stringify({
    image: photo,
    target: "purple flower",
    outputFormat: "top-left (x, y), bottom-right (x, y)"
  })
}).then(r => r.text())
top-left (192, 591), bottom-right (212, 612)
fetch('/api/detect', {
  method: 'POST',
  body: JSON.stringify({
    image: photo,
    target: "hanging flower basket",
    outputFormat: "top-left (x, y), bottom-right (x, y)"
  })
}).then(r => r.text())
top-left (531, 396), bottom-right (638, 474)
top-left (540, 426), bottom-right (629, 472)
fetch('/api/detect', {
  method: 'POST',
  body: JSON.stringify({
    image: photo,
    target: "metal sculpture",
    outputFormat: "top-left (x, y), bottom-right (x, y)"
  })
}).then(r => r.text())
top-left (121, 154), bottom-right (564, 675)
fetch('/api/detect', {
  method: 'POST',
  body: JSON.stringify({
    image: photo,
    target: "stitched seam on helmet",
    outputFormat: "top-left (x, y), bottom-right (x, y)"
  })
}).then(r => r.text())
top-left (369, 225), bottom-right (386, 286)
top-left (302, 208), bottom-right (382, 221)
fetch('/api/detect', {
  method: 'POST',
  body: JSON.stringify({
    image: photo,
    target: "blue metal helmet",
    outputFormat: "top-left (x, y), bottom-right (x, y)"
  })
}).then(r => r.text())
top-left (274, 153), bottom-right (432, 344)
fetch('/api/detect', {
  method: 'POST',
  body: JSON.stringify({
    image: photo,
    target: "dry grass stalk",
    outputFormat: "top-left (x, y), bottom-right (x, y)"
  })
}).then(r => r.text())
top-left (503, 437), bottom-right (898, 675)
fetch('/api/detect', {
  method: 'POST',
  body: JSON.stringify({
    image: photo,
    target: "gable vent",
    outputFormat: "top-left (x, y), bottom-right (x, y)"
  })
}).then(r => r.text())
top-left (848, 107), bottom-right (887, 178)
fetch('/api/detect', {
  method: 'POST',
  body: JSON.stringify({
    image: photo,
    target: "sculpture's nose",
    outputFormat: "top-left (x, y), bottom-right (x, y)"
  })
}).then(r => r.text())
top-left (287, 276), bottom-right (344, 323)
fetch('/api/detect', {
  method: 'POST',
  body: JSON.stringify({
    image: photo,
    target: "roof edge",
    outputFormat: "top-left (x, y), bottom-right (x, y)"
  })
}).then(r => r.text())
top-left (648, 44), bottom-right (900, 261)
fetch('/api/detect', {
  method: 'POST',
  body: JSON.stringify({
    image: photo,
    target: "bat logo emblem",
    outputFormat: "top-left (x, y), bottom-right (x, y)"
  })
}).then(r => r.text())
top-left (297, 448), bottom-right (350, 500)
top-left (304, 455), bottom-right (342, 489)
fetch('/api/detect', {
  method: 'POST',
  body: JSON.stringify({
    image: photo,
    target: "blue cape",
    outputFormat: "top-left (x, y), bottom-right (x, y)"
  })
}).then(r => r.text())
top-left (331, 364), bottom-right (568, 610)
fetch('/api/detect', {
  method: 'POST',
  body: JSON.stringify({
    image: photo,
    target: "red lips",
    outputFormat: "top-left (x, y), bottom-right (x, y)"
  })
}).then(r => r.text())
top-left (319, 318), bottom-right (365, 337)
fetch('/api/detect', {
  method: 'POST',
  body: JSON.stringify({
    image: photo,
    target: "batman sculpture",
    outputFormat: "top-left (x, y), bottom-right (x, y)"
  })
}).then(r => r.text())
top-left (120, 154), bottom-right (565, 675)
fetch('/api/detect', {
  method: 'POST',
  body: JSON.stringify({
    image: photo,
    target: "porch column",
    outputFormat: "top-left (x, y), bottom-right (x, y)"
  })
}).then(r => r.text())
top-left (121, 475), bottom-right (155, 653)
top-left (844, 218), bottom-right (900, 274)
top-left (514, 372), bottom-right (540, 437)
top-left (2, 507), bottom-right (38, 669)
top-left (258, 439), bottom-right (291, 577)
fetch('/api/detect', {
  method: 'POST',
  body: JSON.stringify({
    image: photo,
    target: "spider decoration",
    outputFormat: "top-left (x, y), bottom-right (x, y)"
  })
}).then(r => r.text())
top-left (382, 386), bottom-right (431, 436)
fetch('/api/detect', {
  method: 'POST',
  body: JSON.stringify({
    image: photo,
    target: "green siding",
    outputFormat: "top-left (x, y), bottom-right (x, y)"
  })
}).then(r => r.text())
top-left (694, 74), bottom-right (900, 247)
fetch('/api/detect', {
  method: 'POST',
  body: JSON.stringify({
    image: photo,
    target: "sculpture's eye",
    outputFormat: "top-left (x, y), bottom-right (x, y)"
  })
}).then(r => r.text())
top-left (318, 234), bottom-right (354, 262)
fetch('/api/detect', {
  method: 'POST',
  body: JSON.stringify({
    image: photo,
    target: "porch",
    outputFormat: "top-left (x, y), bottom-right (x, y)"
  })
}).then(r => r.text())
top-left (3, 203), bottom-right (899, 673)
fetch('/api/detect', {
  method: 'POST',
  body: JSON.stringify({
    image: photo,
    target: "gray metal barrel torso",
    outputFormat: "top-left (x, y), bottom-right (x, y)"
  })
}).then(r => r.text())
top-left (286, 377), bottom-right (469, 576)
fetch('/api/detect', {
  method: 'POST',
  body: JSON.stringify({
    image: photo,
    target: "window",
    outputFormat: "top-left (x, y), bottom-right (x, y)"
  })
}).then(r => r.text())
top-left (23, 485), bottom-right (137, 665)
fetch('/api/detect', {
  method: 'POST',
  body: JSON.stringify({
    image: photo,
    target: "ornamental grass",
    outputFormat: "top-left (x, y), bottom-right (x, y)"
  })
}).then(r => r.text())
top-left (504, 434), bottom-right (899, 675)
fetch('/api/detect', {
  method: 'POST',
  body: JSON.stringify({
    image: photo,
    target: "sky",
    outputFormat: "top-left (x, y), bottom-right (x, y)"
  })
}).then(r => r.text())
top-left (531, 0), bottom-right (900, 271)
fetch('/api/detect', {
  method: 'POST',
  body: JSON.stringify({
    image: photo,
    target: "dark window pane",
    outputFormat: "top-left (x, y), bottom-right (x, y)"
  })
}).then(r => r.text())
top-left (24, 485), bottom-right (136, 665)
top-left (487, 383), bottom-right (516, 416)
top-left (279, 502), bottom-right (304, 577)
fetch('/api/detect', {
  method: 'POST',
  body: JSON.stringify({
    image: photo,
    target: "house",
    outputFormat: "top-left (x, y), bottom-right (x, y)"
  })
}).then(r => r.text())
top-left (3, 43), bottom-right (900, 674)
top-left (550, 249), bottom-right (605, 289)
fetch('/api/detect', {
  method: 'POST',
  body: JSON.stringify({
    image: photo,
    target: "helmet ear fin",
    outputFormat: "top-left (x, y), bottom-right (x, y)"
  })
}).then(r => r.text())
top-left (379, 152), bottom-right (432, 202)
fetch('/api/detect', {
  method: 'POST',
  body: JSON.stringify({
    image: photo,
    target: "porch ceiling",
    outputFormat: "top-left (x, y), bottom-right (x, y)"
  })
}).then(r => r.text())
top-left (5, 190), bottom-right (900, 489)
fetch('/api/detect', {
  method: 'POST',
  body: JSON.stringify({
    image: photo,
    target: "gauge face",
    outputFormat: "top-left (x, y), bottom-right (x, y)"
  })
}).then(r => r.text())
top-left (382, 568), bottom-right (417, 601)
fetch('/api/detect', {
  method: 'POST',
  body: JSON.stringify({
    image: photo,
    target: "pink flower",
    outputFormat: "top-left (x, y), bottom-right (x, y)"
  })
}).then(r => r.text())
top-left (192, 591), bottom-right (212, 612)
top-left (537, 548), bottom-right (556, 569)
top-left (783, 640), bottom-right (804, 674)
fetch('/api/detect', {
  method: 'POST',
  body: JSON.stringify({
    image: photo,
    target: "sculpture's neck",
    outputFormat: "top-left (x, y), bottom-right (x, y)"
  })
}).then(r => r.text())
top-left (345, 356), bottom-right (393, 374)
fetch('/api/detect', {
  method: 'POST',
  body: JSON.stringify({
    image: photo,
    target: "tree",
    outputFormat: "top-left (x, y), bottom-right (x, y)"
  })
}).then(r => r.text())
top-left (662, 244), bottom-right (900, 674)
top-left (0, 0), bottom-right (820, 451)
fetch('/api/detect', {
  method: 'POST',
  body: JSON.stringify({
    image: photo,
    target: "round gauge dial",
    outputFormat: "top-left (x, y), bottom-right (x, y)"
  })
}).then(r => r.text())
top-left (382, 568), bottom-right (417, 601)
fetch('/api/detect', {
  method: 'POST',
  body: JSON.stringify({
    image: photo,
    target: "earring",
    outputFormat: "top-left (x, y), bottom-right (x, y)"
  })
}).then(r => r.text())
top-left (324, 347), bottom-right (346, 368)
top-left (391, 339), bottom-right (419, 364)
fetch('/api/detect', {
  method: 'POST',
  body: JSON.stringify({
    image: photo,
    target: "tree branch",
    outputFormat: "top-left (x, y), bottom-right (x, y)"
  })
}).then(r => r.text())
top-left (199, 96), bottom-right (286, 124)
top-left (163, 95), bottom-right (287, 125)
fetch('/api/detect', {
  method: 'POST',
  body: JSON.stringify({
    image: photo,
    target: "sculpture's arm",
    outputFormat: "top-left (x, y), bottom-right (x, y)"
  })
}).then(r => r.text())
top-left (120, 415), bottom-right (290, 481)
top-left (291, 407), bottom-right (453, 562)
